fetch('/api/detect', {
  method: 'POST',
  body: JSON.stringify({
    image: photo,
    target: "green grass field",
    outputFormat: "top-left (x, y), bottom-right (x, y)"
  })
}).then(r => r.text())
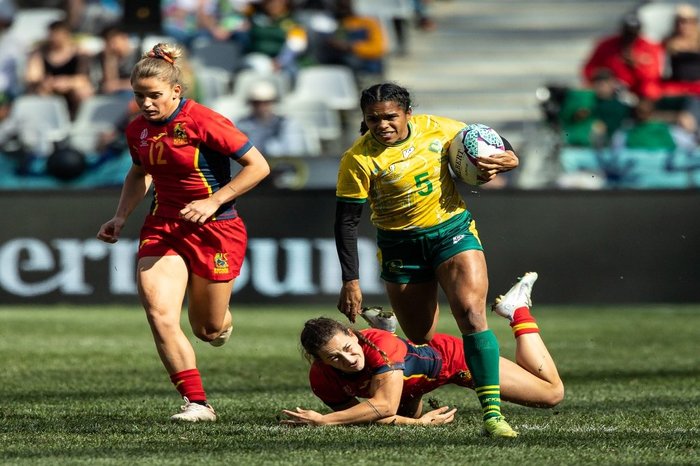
top-left (1, 304), bottom-right (699, 465)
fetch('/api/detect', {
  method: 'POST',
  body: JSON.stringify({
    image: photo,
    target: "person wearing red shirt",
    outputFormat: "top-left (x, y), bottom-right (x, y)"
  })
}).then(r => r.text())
top-left (583, 13), bottom-right (664, 100)
top-left (97, 43), bottom-right (270, 422)
top-left (281, 273), bottom-right (564, 430)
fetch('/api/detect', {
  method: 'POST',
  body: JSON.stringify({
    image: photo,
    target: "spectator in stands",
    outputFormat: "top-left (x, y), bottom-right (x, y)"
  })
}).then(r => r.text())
top-left (207, 0), bottom-right (250, 41)
top-left (582, 13), bottom-right (664, 100)
top-left (95, 24), bottom-right (140, 96)
top-left (413, 0), bottom-right (436, 32)
top-left (23, 19), bottom-right (94, 119)
top-left (69, 0), bottom-right (123, 35)
top-left (318, 0), bottom-right (388, 85)
top-left (663, 4), bottom-right (700, 80)
top-left (0, 91), bottom-right (17, 152)
top-left (559, 69), bottom-right (633, 148)
top-left (611, 98), bottom-right (696, 152)
top-left (237, 0), bottom-right (310, 81)
top-left (235, 80), bottom-right (309, 156)
top-left (658, 3), bottom-right (700, 99)
top-left (0, 0), bottom-right (23, 101)
top-left (161, 0), bottom-right (221, 47)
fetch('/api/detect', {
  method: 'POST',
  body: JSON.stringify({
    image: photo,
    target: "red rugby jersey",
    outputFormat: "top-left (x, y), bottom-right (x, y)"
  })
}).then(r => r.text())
top-left (309, 329), bottom-right (469, 409)
top-left (126, 98), bottom-right (253, 220)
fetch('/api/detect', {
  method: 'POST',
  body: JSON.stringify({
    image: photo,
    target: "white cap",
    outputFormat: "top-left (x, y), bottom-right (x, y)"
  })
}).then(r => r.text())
top-left (676, 3), bottom-right (698, 19)
top-left (247, 81), bottom-right (278, 102)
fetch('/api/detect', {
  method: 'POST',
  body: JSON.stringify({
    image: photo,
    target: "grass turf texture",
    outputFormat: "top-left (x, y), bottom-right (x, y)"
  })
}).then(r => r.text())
top-left (1, 305), bottom-right (698, 465)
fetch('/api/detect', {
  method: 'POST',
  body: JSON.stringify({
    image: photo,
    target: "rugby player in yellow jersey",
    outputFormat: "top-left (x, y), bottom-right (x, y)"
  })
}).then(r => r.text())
top-left (334, 82), bottom-right (520, 438)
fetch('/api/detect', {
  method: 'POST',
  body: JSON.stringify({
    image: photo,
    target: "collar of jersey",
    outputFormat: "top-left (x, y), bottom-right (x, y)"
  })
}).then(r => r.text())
top-left (150, 98), bottom-right (187, 126)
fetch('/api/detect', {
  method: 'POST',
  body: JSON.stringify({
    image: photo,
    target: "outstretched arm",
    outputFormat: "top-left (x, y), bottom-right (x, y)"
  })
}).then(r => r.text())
top-left (335, 200), bottom-right (364, 323)
top-left (376, 406), bottom-right (457, 426)
top-left (281, 392), bottom-right (456, 426)
top-left (281, 369), bottom-right (403, 426)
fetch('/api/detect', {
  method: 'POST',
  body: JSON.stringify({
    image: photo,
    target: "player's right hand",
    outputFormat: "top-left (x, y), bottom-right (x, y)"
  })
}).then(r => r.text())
top-left (96, 217), bottom-right (125, 244)
top-left (338, 280), bottom-right (362, 323)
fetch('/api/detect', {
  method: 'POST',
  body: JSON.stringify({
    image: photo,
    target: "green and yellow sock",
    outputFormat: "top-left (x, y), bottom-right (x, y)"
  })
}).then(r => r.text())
top-left (463, 329), bottom-right (502, 421)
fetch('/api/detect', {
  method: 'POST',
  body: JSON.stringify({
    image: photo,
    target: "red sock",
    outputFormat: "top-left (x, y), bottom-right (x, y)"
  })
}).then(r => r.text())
top-left (510, 306), bottom-right (539, 338)
top-left (170, 368), bottom-right (207, 403)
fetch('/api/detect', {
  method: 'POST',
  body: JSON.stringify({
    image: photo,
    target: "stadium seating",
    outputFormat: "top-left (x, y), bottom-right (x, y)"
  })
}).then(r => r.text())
top-left (10, 95), bottom-right (72, 157)
top-left (194, 66), bottom-right (233, 106)
top-left (138, 34), bottom-right (177, 54)
top-left (8, 8), bottom-right (66, 47)
top-left (279, 97), bottom-right (343, 144)
top-left (231, 69), bottom-right (291, 104)
top-left (287, 65), bottom-right (359, 112)
top-left (189, 40), bottom-right (242, 74)
top-left (210, 94), bottom-right (250, 125)
top-left (67, 94), bottom-right (131, 154)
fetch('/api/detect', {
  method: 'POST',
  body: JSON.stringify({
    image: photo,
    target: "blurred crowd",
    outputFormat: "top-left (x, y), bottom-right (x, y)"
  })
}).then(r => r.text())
top-left (552, 2), bottom-right (700, 155)
top-left (0, 0), bottom-right (437, 185)
top-left (6, 1), bottom-right (699, 190)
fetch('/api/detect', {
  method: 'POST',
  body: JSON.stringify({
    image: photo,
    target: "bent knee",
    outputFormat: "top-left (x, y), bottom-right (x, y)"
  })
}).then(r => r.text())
top-left (541, 382), bottom-right (565, 408)
top-left (192, 324), bottom-right (226, 342)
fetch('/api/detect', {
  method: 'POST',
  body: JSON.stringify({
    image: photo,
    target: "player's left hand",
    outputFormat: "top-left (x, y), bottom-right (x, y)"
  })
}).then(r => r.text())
top-left (280, 407), bottom-right (325, 426)
top-left (477, 150), bottom-right (519, 175)
top-left (418, 406), bottom-right (457, 425)
top-left (179, 199), bottom-right (219, 224)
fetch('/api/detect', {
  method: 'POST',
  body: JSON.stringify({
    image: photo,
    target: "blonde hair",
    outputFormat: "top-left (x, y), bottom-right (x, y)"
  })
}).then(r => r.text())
top-left (130, 43), bottom-right (184, 86)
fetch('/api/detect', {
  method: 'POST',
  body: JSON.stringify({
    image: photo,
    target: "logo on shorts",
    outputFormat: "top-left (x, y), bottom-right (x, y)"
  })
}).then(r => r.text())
top-left (452, 234), bottom-right (465, 244)
top-left (386, 259), bottom-right (404, 272)
top-left (213, 253), bottom-right (229, 274)
top-left (173, 123), bottom-right (189, 146)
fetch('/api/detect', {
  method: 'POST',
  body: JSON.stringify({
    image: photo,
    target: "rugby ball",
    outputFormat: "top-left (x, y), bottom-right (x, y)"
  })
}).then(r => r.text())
top-left (448, 123), bottom-right (505, 186)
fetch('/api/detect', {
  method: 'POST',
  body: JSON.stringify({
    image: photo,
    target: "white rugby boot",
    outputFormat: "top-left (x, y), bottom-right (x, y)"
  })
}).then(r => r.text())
top-left (171, 397), bottom-right (217, 422)
top-left (360, 306), bottom-right (398, 333)
top-left (491, 272), bottom-right (538, 322)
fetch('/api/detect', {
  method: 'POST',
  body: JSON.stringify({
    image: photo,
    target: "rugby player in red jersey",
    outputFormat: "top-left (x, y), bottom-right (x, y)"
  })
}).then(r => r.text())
top-left (97, 43), bottom-right (270, 422)
top-left (282, 273), bottom-right (564, 429)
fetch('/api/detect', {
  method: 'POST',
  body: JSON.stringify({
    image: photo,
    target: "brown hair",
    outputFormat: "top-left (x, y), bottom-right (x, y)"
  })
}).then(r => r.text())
top-left (299, 317), bottom-right (391, 366)
top-left (130, 43), bottom-right (184, 87)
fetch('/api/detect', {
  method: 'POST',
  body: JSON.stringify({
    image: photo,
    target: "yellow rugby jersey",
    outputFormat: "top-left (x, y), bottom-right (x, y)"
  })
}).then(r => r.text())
top-left (336, 114), bottom-right (468, 231)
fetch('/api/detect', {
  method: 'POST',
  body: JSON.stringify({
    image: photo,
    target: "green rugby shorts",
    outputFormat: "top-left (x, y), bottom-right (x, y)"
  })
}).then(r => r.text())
top-left (376, 211), bottom-right (483, 284)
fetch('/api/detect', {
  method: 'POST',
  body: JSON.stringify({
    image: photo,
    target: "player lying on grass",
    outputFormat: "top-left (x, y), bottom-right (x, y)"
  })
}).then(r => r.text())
top-left (281, 273), bottom-right (564, 433)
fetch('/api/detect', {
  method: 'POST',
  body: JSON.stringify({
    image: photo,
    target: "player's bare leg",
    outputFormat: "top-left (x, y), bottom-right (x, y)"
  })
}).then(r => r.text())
top-left (493, 272), bottom-right (564, 408)
top-left (138, 255), bottom-right (216, 421)
top-left (188, 275), bottom-right (234, 346)
top-left (385, 280), bottom-right (440, 344)
top-left (137, 255), bottom-right (192, 373)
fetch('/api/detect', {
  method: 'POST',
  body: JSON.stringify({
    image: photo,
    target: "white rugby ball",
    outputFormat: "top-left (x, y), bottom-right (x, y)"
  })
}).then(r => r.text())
top-left (448, 123), bottom-right (505, 186)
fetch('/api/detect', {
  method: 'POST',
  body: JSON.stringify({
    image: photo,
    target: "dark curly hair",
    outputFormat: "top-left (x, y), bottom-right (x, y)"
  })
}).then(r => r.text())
top-left (358, 82), bottom-right (412, 135)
